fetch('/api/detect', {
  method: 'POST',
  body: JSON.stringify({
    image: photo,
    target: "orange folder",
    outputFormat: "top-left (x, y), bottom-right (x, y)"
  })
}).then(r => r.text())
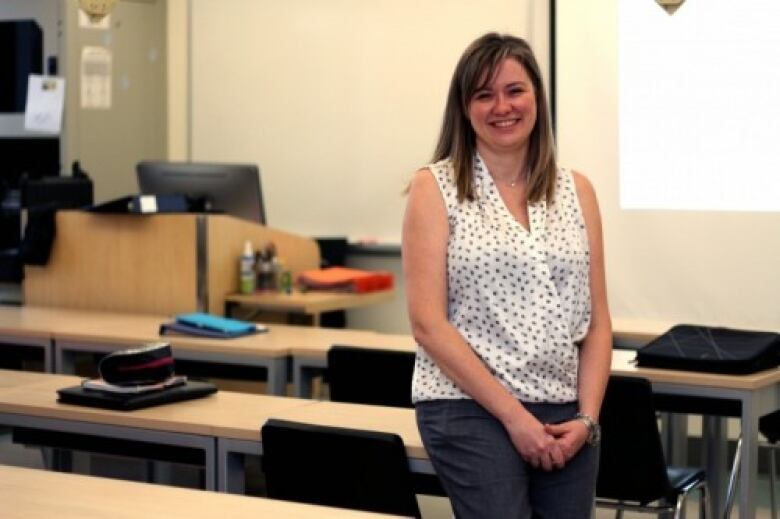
top-left (298, 267), bottom-right (394, 293)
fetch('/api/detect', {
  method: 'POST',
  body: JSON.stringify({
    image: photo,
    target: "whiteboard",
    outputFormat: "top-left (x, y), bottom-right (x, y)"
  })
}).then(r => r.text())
top-left (190, 0), bottom-right (549, 242)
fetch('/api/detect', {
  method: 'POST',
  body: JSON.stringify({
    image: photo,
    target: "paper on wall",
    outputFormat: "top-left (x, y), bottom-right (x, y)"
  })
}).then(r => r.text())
top-left (81, 46), bottom-right (112, 109)
top-left (24, 74), bottom-right (66, 134)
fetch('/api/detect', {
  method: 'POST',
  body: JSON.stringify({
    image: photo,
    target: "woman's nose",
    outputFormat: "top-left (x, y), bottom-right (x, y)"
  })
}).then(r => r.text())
top-left (493, 93), bottom-right (511, 113)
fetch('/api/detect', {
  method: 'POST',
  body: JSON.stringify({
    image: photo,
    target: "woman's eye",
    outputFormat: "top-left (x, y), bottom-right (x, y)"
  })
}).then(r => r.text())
top-left (474, 92), bottom-right (492, 101)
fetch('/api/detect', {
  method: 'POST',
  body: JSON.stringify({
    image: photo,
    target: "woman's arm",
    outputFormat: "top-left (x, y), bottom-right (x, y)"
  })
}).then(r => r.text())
top-left (403, 168), bottom-right (564, 470)
top-left (545, 171), bottom-right (612, 458)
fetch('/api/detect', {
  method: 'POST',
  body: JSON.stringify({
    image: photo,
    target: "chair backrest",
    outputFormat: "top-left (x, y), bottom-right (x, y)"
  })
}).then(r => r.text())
top-left (327, 345), bottom-right (415, 408)
top-left (597, 375), bottom-right (673, 505)
top-left (261, 419), bottom-right (421, 518)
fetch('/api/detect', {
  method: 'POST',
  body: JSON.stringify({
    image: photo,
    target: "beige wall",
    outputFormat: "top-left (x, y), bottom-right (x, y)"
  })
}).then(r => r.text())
top-left (166, 0), bottom-right (188, 161)
top-left (63, 0), bottom-right (167, 203)
top-left (185, 0), bottom-right (546, 243)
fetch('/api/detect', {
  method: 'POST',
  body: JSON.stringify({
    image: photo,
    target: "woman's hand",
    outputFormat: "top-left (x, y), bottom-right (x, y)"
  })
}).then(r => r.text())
top-left (544, 420), bottom-right (589, 461)
top-left (504, 412), bottom-right (566, 471)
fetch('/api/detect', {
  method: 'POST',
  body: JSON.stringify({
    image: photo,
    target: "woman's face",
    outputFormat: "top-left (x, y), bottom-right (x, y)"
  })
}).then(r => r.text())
top-left (467, 57), bottom-right (537, 156)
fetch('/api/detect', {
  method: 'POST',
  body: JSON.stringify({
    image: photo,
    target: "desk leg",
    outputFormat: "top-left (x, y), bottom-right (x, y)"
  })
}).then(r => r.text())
top-left (218, 438), bottom-right (261, 494)
top-left (55, 348), bottom-right (77, 374)
top-left (702, 415), bottom-right (726, 519)
top-left (266, 358), bottom-right (288, 396)
top-left (738, 392), bottom-right (762, 519)
top-left (293, 357), bottom-right (326, 398)
top-left (45, 339), bottom-right (54, 373)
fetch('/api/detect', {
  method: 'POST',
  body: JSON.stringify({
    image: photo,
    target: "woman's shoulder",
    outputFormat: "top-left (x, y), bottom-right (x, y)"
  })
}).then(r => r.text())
top-left (427, 157), bottom-right (456, 182)
top-left (568, 169), bottom-right (597, 202)
top-left (413, 158), bottom-right (456, 192)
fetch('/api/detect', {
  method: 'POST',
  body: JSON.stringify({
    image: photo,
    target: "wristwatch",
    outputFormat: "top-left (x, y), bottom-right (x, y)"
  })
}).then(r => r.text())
top-left (575, 413), bottom-right (601, 446)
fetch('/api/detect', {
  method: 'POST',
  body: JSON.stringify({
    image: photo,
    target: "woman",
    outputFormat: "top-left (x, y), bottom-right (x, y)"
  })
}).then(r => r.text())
top-left (402, 33), bottom-right (612, 518)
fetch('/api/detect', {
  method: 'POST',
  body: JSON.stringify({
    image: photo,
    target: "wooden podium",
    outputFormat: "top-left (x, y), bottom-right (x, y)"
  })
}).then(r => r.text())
top-left (23, 211), bottom-right (319, 316)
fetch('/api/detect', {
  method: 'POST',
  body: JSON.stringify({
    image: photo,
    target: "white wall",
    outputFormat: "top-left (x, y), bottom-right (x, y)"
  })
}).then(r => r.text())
top-left (186, 0), bottom-right (547, 243)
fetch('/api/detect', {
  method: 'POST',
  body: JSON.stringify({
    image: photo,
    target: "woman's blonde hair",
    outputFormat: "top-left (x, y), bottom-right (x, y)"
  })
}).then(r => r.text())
top-left (433, 32), bottom-right (557, 203)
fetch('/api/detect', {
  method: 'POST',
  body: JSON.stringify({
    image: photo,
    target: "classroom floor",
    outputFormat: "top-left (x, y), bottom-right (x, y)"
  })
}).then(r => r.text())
top-left (0, 427), bottom-right (775, 518)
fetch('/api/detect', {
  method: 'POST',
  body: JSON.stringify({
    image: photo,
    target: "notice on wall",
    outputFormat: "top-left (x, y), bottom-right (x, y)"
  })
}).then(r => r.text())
top-left (24, 75), bottom-right (66, 134)
top-left (81, 46), bottom-right (112, 109)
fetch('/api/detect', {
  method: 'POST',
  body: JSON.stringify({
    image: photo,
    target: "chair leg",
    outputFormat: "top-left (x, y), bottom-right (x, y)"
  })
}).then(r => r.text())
top-left (674, 493), bottom-right (686, 519)
top-left (700, 483), bottom-right (710, 519)
top-left (770, 446), bottom-right (778, 519)
top-left (723, 435), bottom-right (743, 519)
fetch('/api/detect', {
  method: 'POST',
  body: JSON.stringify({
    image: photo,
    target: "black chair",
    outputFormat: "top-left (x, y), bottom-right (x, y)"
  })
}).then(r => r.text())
top-left (327, 345), bottom-right (416, 408)
top-left (261, 419), bottom-right (421, 518)
top-left (326, 345), bottom-right (445, 497)
top-left (596, 376), bottom-right (710, 518)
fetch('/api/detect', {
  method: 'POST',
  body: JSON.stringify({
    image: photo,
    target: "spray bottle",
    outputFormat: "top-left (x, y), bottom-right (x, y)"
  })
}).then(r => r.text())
top-left (239, 241), bottom-right (255, 294)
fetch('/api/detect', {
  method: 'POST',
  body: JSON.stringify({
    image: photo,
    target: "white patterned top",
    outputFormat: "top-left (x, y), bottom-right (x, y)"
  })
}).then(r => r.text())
top-left (411, 155), bottom-right (591, 403)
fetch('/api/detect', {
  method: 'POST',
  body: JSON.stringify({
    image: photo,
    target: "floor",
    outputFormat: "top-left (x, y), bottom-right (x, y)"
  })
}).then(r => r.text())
top-left (0, 427), bottom-right (774, 518)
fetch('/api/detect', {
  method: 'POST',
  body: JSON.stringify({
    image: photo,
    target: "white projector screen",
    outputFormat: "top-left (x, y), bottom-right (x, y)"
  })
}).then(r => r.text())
top-left (619, 0), bottom-right (780, 212)
top-left (557, 0), bottom-right (780, 332)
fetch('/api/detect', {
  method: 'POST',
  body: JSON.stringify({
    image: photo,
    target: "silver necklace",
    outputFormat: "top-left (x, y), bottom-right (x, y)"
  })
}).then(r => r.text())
top-left (505, 172), bottom-right (524, 187)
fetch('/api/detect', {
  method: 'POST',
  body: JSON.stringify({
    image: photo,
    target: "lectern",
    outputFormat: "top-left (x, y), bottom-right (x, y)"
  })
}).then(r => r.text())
top-left (23, 211), bottom-right (319, 316)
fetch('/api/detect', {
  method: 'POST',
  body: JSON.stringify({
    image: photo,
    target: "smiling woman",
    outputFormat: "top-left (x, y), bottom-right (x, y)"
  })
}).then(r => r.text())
top-left (402, 32), bottom-right (612, 518)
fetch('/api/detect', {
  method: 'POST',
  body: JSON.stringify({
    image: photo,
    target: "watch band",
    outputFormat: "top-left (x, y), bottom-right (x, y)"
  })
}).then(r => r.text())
top-left (575, 412), bottom-right (600, 446)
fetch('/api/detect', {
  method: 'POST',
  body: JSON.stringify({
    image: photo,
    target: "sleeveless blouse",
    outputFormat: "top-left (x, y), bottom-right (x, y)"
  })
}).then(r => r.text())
top-left (411, 155), bottom-right (591, 403)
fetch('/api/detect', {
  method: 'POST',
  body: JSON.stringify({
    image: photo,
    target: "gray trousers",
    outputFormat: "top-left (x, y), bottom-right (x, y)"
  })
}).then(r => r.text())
top-left (416, 399), bottom-right (598, 519)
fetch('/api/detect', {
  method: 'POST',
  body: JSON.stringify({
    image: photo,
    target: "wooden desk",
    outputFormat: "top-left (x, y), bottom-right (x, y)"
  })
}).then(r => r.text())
top-left (0, 369), bottom-right (430, 496)
top-left (0, 465), bottom-right (404, 519)
top-left (218, 399), bottom-right (427, 494)
top-left (224, 289), bottom-right (395, 326)
top-left (0, 369), bottom-right (320, 490)
top-left (0, 309), bottom-right (56, 372)
top-left (0, 306), bottom-right (391, 395)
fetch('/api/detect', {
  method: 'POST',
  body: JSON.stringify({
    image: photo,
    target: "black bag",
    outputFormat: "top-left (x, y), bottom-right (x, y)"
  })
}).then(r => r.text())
top-left (636, 325), bottom-right (780, 375)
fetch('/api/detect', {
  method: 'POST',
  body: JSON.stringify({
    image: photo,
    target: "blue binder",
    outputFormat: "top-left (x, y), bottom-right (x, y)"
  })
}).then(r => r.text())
top-left (159, 312), bottom-right (265, 339)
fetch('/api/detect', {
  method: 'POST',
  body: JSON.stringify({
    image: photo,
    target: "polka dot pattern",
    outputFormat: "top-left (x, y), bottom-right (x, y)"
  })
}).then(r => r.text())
top-left (412, 155), bottom-right (591, 403)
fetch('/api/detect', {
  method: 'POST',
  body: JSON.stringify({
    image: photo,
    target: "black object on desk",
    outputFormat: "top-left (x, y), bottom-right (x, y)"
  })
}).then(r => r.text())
top-left (636, 325), bottom-right (780, 374)
top-left (57, 380), bottom-right (218, 411)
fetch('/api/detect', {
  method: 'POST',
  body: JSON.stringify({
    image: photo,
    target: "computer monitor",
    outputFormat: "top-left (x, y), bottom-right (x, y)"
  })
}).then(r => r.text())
top-left (137, 161), bottom-right (266, 224)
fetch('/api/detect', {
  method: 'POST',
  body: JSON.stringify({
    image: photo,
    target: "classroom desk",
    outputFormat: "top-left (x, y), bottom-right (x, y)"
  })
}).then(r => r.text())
top-left (0, 370), bottom-right (222, 490)
top-left (611, 349), bottom-right (780, 519)
top-left (0, 369), bottom-right (431, 496)
top-left (0, 465), bottom-right (405, 519)
top-left (0, 306), bottom-right (387, 395)
top-left (217, 399), bottom-right (428, 494)
top-left (224, 288), bottom-right (395, 326)
top-left (0, 310), bottom-right (56, 372)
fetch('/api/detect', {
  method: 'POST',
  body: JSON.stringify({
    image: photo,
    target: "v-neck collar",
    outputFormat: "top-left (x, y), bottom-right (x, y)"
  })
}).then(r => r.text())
top-left (475, 153), bottom-right (546, 237)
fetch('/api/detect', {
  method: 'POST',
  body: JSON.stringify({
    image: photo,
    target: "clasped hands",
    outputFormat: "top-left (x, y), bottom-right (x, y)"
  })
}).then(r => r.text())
top-left (505, 415), bottom-right (589, 472)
